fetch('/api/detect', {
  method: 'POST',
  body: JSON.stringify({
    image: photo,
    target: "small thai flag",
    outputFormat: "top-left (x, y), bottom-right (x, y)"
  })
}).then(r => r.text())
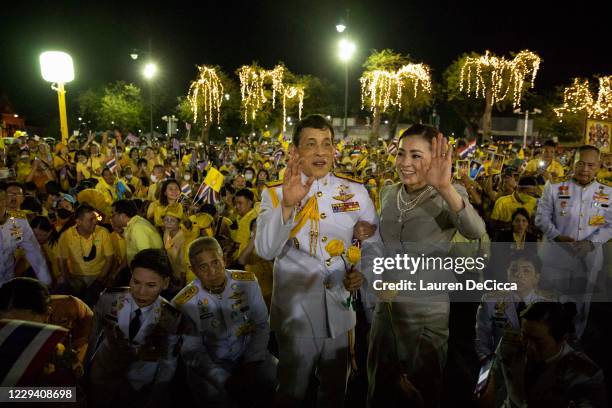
top-left (181, 183), bottom-right (192, 196)
top-left (459, 139), bottom-right (477, 159)
top-left (387, 141), bottom-right (398, 155)
top-left (106, 157), bottom-right (117, 172)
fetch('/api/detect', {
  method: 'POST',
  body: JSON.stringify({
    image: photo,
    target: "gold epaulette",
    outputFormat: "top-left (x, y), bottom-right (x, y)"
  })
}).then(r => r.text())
top-left (596, 178), bottom-right (612, 188)
top-left (7, 210), bottom-right (27, 219)
top-left (173, 284), bottom-right (199, 306)
top-left (550, 175), bottom-right (570, 184)
top-left (333, 171), bottom-right (363, 184)
top-left (266, 180), bottom-right (283, 188)
top-left (231, 271), bottom-right (256, 281)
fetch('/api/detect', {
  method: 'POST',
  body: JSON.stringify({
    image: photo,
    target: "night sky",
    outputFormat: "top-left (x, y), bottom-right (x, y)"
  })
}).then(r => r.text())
top-left (1, 0), bottom-right (610, 128)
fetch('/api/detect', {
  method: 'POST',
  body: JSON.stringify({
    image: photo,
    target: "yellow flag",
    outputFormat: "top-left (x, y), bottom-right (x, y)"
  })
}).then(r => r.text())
top-left (357, 157), bottom-right (367, 171)
top-left (204, 167), bottom-right (224, 192)
top-left (337, 140), bottom-right (345, 152)
top-left (0, 137), bottom-right (4, 149)
top-left (518, 148), bottom-right (525, 160)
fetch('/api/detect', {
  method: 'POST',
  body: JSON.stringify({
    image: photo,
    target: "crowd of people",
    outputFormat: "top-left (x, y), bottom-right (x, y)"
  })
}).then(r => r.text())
top-left (0, 114), bottom-right (610, 407)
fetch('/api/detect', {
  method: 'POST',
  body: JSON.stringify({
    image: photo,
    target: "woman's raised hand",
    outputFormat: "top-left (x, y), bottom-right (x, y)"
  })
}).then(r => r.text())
top-left (424, 133), bottom-right (453, 191)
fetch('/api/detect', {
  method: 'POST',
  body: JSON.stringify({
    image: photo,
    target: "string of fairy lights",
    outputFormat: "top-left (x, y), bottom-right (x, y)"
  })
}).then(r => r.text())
top-left (237, 64), bottom-right (304, 131)
top-left (459, 50), bottom-right (541, 108)
top-left (359, 63), bottom-right (432, 113)
top-left (187, 65), bottom-right (224, 126)
top-left (184, 49), bottom-right (608, 134)
top-left (554, 76), bottom-right (612, 120)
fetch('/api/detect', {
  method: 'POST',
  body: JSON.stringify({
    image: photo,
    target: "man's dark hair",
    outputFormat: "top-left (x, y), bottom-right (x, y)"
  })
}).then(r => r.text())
top-left (577, 144), bottom-right (601, 157)
top-left (130, 248), bottom-right (172, 279)
top-left (75, 203), bottom-right (96, 219)
top-left (235, 188), bottom-right (254, 202)
top-left (112, 199), bottom-right (138, 218)
top-left (24, 182), bottom-right (38, 193)
top-left (200, 203), bottom-right (217, 217)
top-left (521, 301), bottom-right (577, 342)
top-left (45, 181), bottom-right (61, 195)
top-left (0, 277), bottom-right (50, 315)
top-left (137, 158), bottom-right (148, 167)
top-left (543, 140), bottom-right (557, 148)
top-left (292, 114), bottom-right (334, 147)
top-left (21, 196), bottom-right (43, 214)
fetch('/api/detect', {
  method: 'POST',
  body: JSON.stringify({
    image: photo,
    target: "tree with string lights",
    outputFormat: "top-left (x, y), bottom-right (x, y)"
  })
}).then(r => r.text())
top-left (554, 76), bottom-right (611, 121)
top-left (236, 63), bottom-right (305, 134)
top-left (447, 50), bottom-right (541, 141)
top-left (185, 65), bottom-right (227, 142)
top-left (360, 49), bottom-right (432, 139)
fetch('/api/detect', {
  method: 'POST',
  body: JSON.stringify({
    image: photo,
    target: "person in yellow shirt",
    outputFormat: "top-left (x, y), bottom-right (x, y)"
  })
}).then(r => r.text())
top-left (110, 199), bottom-right (163, 265)
top-left (95, 168), bottom-right (118, 205)
top-left (525, 140), bottom-right (565, 180)
top-left (76, 150), bottom-right (94, 183)
top-left (229, 188), bottom-right (258, 264)
top-left (57, 204), bottom-right (114, 302)
top-left (237, 218), bottom-right (273, 309)
top-left (162, 205), bottom-right (191, 291)
top-left (16, 151), bottom-right (32, 183)
top-left (490, 176), bottom-right (539, 230)
top-left (19, 216), bottom-right (62, 288)
top-left (88, 143), bottom-right (105, 177)
top-left (147, 179), bottom-right (183, 227)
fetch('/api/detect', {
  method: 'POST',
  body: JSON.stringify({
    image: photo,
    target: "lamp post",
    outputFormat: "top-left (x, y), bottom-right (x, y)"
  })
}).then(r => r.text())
top-left (514, 108), bottom-right (542, 147)
top-left (143, 62), bottom-right (157, 140)
top-left (338, 37), bottom-right (356, 139)
top-left (40, 51), bottom-right (74, 144)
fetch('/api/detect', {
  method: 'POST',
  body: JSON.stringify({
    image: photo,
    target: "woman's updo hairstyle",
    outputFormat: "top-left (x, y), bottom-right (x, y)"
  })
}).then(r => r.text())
top-left (398, 124), bottom-right (440, 147)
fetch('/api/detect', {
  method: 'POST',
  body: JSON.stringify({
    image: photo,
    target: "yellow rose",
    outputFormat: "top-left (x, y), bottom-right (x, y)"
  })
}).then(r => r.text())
top-left (346, 245), bottom-right (361, 264)
top-left (55, 343), bottom-right (65, 357)
top-left (325, 239), bottom-right (345, 258)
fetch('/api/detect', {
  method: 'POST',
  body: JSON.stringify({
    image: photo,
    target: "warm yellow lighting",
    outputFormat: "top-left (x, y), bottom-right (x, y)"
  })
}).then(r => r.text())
top-left (554, 76), bottom-right (612, 120)
top-left (360, 63), bottom-right (432, 114)
top-left (187, 65), bottom-right (224, 126)
top-left (338, 39), bottom-right (356, 62)
top-left (143, 63), bottom-right (157, 79)
top-left (459, 50), bottom-right (540, 108)
top-left (40, 51), bottom-right (74, 83)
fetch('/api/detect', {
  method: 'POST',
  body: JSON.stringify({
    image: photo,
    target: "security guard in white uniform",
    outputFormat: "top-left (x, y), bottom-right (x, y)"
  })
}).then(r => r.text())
top-left (255, 115), bottom-right (381, 407)
top-left (0, 188), bottom-right (51, 286)
top-left (88, 249), bottom-right (183, 408)
top-left (535, 145), bottom-right (612, 337)
top-left (174, 237), bottom-right (276, 407)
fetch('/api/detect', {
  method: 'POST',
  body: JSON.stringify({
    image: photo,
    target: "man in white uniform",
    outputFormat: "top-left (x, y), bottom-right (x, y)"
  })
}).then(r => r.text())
top-left (255, 114), bottom-right (381, 406)
top-left (0, 187), bottom-right (51, 286)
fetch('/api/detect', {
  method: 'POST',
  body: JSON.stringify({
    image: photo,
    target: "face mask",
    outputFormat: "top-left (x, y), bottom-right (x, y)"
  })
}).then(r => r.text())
top-left (245, 173), bottom-right (254, 181)
top-left (150, 174), bottom-right (158, 183)
top-left (171, 162), bottom-right (178, 167)
top-left (184, 174), bottom-right (191, 181)
top-left (125, 174), bottom-right (133, 180)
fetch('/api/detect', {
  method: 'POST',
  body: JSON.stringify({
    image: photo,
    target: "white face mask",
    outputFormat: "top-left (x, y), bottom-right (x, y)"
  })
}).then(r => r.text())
top-left (125, 174), bottom-right (133, 180)
top-left (184, 174), bottom-right (191, 181)
top-left (150, 174), bottom-right (158, 183)
top-left (245, 173), bottom-right (254, 181)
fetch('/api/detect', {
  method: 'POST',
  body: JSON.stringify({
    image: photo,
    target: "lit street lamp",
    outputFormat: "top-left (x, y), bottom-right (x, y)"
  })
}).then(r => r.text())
top-left (338, 37), bottom-right (355, 138)
top-left (40, 51), bottom-right (74, 144)
top-left (143, 62), bottom-right (157, 140)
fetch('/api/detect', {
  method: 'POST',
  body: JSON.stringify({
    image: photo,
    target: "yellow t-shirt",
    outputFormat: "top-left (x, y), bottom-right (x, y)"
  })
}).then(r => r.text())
top-left (77, 162), bottom-right (92, 179)
top-left (230, 208), bottom-right (258, 261)
top-left (490, 193), bottom-right (538, 222)
top-left (110, 231), bottom-right (126, 267)
top-left (58, 226), bottom-right (114, 277)
top-left (525, 159), bottom-right (565, 177)
top-left (147, 200), bottom-right (184, 227)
